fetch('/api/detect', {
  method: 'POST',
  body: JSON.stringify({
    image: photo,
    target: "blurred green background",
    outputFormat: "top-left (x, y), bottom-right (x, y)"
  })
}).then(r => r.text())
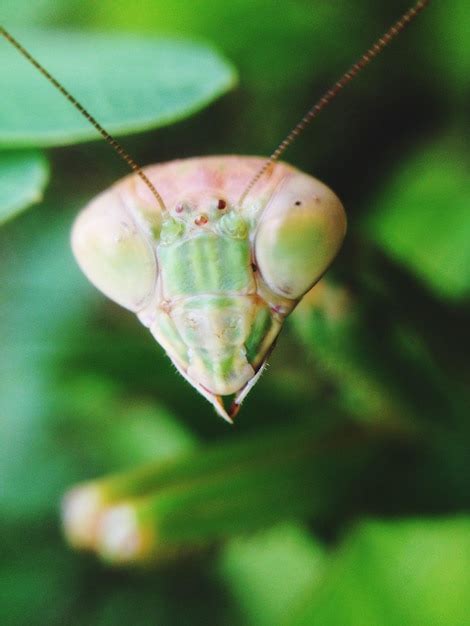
top-left (1, 1), bottom-right (470, 624)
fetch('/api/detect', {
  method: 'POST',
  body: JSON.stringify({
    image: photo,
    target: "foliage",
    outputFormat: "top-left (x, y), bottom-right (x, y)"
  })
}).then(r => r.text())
top-left (0, 150), bottom-right (48, 223)
top-left (0, 29), bottom-right (236, 147)
top-left (1, 1), bottom-right (469, 625)
top-left (363, 139), bottom-right (470, 300)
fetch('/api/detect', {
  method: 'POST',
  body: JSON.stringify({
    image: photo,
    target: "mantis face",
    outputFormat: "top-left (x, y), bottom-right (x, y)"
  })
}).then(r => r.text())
top-left (72, 156), bottom-right (346, 420)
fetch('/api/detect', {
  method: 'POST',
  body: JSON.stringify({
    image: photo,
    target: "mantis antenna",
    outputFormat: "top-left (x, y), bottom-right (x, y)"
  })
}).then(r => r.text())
top-left (239, 0), bottom-right (430, 205)
top-left (0, 25), bottom-right (167, 212)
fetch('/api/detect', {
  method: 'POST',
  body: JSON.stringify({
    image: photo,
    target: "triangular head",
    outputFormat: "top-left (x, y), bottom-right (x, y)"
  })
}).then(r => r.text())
top-left (72, 156), bottom-right (346, 421)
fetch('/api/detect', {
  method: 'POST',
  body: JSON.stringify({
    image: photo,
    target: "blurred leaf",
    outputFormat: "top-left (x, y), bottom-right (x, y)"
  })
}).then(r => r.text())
top-left (0, 527), bottom-right (238, 626)
top-left (1, 0), bottom-right (62, 25)
top-left (219, 523), bottom-right (325, 626)
top-left (55, 374), bottom-right (198, 472)
top-left (0, 534), bottom-right (78, 626)
top-left (287, 517), bottom-right (470, 626)
top-left (291, 281), bottom-right (452, 429)
top-left (77, 564), bottom-right (238, 626)
top-left (424, 0), bottom-right (470, 97)
top-left (70, 0), bottom-right (378, 156)
top-left (0, 29), bottom-right (236, 147)
top-left (292, 282), bottom-right (400, 424)
top-left (0, 150), bottom-right (49, 224)
top-left (0, 203), bottom-right (92, 520)
top-left (362, 140), bottom-right (470, 300)
top-left (85, 0), bottom-right (371, 86)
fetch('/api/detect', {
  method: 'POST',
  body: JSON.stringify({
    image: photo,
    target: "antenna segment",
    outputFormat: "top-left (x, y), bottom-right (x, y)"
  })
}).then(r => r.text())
top-left (239, 0), bottom-right (430, 205)
top-left (0, 26), bottom-right (167, 212)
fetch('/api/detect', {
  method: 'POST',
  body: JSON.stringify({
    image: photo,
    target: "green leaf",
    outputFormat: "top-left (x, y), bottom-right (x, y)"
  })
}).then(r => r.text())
top-left (219, 523), bottom-right (325, 626)
top-left (423, 0), bottom-right (470, 97)
top-left (0, 150), bottom-right (49, 224)
top-left (362, 140), bottom-right (470, 300)
top-left (0, 537), bottom-right (78, 626)
top-left (287, 517), bottom-right (470, 626)
top-left (291, 281), bottom-right (455, 428)
top-left (84, 0), bottom-right (372, 87)
top-left (0, 29), bottom-right (237, 147)
top-left (55, 375), bottom-right (198, 472)
top-left (75, 0), bottom-right (374, 155)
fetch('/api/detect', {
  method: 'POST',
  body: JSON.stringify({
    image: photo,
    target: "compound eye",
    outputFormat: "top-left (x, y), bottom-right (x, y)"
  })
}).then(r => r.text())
top-left (71, 188), bottom-right (158, 312)
top-left (254, 171), bottom-right (346, 300)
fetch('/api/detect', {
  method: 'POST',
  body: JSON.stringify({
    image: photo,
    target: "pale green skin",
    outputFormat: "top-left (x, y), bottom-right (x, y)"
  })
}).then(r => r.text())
top-left (72, 156), bottom-right (346, 421)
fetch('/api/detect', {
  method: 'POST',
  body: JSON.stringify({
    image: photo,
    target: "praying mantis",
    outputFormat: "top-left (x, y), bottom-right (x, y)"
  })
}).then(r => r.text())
top-left (1, 1), bottom-right (429, 422)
